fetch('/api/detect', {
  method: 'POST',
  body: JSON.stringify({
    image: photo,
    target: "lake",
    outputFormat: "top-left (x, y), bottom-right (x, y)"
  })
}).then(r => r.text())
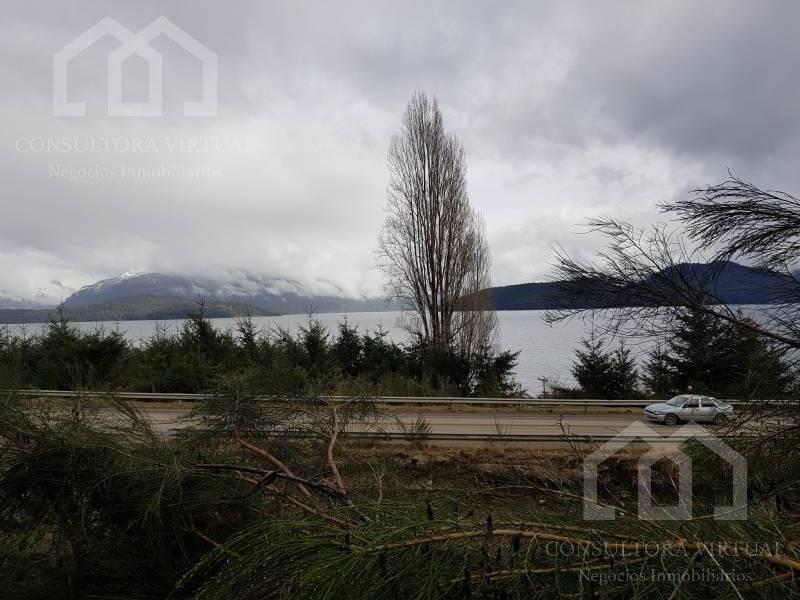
top-left (3, 310), bottom-right (640, 394)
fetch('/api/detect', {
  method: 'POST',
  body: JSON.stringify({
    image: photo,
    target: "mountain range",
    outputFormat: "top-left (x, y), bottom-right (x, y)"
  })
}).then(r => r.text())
top-left (0, 272), bottom-right (395, 324)
top-left (0, 262), bottom-right (793, 324)
top-left (486, 261), bottom-right (795, 310)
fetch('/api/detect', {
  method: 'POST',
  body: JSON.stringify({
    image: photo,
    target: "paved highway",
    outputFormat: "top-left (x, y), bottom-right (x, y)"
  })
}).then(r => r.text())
top-left (126, 405), bottom-right (678, 438)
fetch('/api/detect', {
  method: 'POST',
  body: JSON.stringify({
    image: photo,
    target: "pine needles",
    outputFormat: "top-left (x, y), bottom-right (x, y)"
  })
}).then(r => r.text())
top-left (2, 392), bottom-right (800, 599)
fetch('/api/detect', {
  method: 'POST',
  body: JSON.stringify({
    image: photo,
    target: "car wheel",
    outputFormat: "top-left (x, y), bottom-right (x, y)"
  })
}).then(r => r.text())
top-left (664, 413), bottom-right (678, 426)
top-left (713, 413), bottom-right (729, 425)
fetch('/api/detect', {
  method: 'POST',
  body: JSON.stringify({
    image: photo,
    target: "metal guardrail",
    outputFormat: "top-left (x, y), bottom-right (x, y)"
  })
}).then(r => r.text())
top-left (8, 390), bottom-right (754, 443)
top-left (170, 429), bottom-right (736, 443)
top-left (9, 389), bottom-right (655, 406)
top-left (319, 431), bottom-right (728, 443)
top-left (12, 390), bottom-right (206, 402)
top-left (7, 389), bottom-right (768, 408)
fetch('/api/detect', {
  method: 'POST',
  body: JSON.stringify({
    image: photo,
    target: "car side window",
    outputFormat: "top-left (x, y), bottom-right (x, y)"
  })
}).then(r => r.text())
top-left (684, 399), bottom-right (699, 408)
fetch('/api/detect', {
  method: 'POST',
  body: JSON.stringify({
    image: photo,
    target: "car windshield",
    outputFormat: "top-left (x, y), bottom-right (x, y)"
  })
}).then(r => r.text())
top-left (665, 396), bottom-right (689, 407)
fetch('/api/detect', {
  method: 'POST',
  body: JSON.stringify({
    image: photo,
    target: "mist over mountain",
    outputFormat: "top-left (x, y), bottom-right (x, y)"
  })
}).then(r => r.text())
top-left (0, 272), bottom-right (395, 324)
top-left (0, 296), bottom-right (44, 310)
top-left (63, 272), bottom-right (395, 314)
top-left (0, 262), bottom-right (792, 325)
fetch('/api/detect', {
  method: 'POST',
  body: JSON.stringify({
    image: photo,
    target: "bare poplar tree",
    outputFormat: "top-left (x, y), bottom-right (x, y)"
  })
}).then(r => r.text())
top-left (378, 91), bottom-right (496, 354)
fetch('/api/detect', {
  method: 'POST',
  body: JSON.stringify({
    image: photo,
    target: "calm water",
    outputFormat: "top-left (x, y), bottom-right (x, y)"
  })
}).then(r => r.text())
top-left (3, 311), bottom-right (626, 394)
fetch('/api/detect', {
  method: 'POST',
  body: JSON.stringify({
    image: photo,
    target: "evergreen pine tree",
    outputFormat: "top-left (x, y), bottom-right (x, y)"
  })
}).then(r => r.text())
top-left (610, 341), bottom-right (639, 399)
top-left (333, 319), bottom-right (363, 377)
top-left (573, 336), bottom-right (640, 399)
top-left (572, 335), bottom-right (615, 398)
top-left (643, 344), bottom-right (677, 397)
top-left (643, 307), bottom-right (794, 398)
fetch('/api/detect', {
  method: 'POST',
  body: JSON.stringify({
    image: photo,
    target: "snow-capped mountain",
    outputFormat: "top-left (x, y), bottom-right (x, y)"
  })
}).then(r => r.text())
top-left (64, 272), bottom-right (393, 314)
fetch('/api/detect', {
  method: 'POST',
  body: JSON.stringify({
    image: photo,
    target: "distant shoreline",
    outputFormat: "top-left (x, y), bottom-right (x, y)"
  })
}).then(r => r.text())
top-left (0, 306), bottom-right (403, 325)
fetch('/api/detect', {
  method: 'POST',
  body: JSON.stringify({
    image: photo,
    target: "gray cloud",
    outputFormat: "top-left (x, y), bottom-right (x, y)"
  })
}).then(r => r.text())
top-left (1, 0), bottom-right (798, 304)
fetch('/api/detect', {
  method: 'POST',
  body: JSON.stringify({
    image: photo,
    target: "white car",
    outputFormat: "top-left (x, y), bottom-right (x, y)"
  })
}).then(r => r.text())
top-left (644, 394), bottom-right (734, 426)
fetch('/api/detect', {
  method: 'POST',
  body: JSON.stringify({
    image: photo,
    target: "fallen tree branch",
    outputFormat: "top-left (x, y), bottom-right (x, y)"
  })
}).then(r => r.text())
top-left (326, 405), bottom-right (348, 499)
top-left (192, 463), bottom-right (350, 504)
top-left (235, 436), bottom-right (312, 498)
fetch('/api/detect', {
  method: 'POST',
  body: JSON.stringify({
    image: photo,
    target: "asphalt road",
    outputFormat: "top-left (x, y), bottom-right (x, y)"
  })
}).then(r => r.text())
top-left (126, 405), bottom-right (677, 437)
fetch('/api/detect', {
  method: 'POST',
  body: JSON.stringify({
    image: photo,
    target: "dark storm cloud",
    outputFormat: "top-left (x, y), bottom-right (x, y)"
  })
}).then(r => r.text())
top-left (0, 0), bottom-right (797, 303)
top-left (561, 3), bottom-right (800, 163)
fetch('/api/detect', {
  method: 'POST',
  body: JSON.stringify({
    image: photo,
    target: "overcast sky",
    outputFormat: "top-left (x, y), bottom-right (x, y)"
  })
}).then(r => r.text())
top-left (2, 1), bottom-right (799, 305)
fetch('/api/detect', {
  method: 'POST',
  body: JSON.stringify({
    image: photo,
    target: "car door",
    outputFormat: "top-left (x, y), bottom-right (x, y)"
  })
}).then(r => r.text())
top-left (694, 397), bottom-right (716, 422)
top-left (681, 397), bottom-right (700, 421)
